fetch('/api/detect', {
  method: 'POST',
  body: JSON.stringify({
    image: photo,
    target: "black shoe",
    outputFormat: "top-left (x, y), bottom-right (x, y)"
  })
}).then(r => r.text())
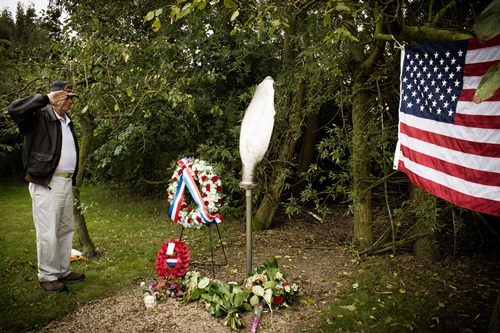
top-left (40, 280), bottom-right (68, 292)
top-left (59, 272), bottom-right (85, 282)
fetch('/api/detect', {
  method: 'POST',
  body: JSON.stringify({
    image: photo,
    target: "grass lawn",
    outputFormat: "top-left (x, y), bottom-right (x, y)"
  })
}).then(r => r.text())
top-left (0, 181), bottom-right (231, 332)
top-left (2, 181), bottom-right (499, 333)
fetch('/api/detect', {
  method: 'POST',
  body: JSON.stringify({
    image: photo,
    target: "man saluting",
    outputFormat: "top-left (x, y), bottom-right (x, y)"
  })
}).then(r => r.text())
top-left (8, 80), bottom-right (85, 292)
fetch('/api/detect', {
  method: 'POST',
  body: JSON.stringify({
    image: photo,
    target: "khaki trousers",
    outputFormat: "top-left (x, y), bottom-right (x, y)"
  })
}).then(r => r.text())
top-left (29, 176), bottom-right (74, 282)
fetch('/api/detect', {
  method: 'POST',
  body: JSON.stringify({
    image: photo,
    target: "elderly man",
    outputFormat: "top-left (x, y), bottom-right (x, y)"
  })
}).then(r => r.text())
top-left (8, 80), bottom-right (85, 292)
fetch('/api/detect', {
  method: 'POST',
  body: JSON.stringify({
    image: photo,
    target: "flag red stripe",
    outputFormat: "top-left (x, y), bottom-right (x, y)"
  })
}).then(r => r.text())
top-left (400, 123), bottom-right (500, 157)
top-left (453, 113), bottom-right (500, 129)
top-left (464, 60), bottom-right (500, 77)
top-left (400, 145), bottom-right (500, 186)
top-left (459, 88), bottom-right (500, 102)
top-left (467, 34), bottom-right (500, 50)
top-left (398, 160), bottom-right (500, 216)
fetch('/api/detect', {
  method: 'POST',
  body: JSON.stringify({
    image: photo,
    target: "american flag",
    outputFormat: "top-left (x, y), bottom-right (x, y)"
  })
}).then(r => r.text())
top-left (394, 35), bottom-right (500, 217)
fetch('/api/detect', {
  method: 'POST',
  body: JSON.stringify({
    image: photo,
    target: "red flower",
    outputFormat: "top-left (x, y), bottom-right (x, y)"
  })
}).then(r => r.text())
top-left (205, 184), bottom-right (211, 191)
top-left (204, 201), bottom-right (209, 206)
top-left (172, 177), bottom-right (178, 182)
top-left (196, 216), bottom-right (202, 222)
top-left (201, 175), bottom-right (207, 182)
top-left (273, 296), bottom-right (285, 306)
top-left (216, 186), bottom-right (222, 192)
top-left (177, 169), bottom-right (183, 175)
top-left (211, 176), bottom-right (218, 182)
top-left (156, 239), bottom-right (190, 279)
top-left (187, 207), bottom-right (193, 212)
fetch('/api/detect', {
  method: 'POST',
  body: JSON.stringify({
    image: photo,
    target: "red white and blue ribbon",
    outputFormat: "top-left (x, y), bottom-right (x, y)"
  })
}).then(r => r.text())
top-left (166, 258), bottom-right (178, 267)
top-left (168, 157), bottom-right (222, 225)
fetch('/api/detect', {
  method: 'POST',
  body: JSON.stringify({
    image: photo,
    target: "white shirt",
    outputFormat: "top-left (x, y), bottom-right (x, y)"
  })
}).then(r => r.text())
top-left (54, 111), bottom-right (77, 173)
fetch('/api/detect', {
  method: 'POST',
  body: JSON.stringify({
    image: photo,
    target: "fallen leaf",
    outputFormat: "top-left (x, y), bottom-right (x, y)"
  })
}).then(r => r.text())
top-left (340, 304), bottom-right (357, 312)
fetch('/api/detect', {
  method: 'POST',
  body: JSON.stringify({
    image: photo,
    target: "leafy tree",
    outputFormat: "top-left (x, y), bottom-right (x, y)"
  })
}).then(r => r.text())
top-left (3, 0), bottom-right (497, 259)
top-left (0, 3), bottom-right (58, 178)
top-left (143, 0), bottom-right (495, 254)
top-left (52, 0), bottom-right (281, 254)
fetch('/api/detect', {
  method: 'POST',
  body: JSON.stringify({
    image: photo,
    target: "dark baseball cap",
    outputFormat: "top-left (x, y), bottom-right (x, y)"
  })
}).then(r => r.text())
top-left (50, 80), bottom-right (79, 98)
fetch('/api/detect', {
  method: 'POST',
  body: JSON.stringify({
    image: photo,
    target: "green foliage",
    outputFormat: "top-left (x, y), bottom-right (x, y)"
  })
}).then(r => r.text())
top-left (178, 257), bottom-right (300, 330)
top-left (50, 0), bottom-right (283, 208)
top-left (394, 190), bottom-right (445, 234)
top-left (474, 62), bottom-right (500, 103)
top-left (473, 0), bottom-right (500, 103)
top-left (0, 5), bottom-right (59, 179)
top-left (474, 0), bottom-right (500, 40)
top-left (413, 194), bottom-right (443, 232)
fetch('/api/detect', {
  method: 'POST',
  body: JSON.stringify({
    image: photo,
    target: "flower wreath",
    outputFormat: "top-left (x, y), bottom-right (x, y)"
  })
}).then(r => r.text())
top-left (155, 238), bottom-right (190, 279)
top-left (167, 157), bottom-right (223, 229)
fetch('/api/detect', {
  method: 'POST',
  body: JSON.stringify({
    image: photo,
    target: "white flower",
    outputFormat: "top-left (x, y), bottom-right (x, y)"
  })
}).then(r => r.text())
top-left (244, 274), bottom-right (268, 289)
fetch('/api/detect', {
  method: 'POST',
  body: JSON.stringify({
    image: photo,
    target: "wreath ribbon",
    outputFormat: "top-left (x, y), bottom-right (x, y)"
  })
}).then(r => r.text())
top-left (168, 157), bottom-right (223, 225)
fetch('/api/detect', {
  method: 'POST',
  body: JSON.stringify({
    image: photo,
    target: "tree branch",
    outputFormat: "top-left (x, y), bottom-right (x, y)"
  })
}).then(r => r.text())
top-left (375, 25), bottom-right (472, 44)
top-left (431, 0), bottom-right (457, 26)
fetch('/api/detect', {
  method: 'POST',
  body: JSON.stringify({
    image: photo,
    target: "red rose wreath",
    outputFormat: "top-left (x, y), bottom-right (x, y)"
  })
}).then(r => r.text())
top-left (155, 238), bottom-right (190, 279)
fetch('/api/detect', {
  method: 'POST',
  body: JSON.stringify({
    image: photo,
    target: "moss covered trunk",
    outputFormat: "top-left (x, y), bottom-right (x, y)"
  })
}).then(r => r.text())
top-left (253, 77), bottom-right (307, 230)
top-left (351, 80), bottom-right (374, 250)
top-left (253, 12), bottom-right (308, 230)
top-left (410, 185), bottom-right (442, 261)
top-left (73, 113), bottom-right (96, 258)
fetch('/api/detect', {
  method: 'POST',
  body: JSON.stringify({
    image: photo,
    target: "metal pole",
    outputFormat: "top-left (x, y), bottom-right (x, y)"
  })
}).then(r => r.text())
top-left (239, 77), bottom-right (275, 276)
top-left (245, 188), bottom-right (253, 274)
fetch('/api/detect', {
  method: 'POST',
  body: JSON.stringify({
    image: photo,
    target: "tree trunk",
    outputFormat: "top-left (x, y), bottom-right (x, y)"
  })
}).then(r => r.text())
top-left (351, 81), bottom-right (373, 250)
top-left (73, 113), bottom-right (97, 258)
top-left (73, 186), bottom-right (96, 258)
top-left (253, 78), bottom-right (306, 230)
top-left (292, 112), bottom-right (318, 197)
top-left (347, 10), bottom-right (387, 251)
top-left (253, 12), bottom-right (308, 230)
top-left (410, 185), bottom-right (442, 261)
